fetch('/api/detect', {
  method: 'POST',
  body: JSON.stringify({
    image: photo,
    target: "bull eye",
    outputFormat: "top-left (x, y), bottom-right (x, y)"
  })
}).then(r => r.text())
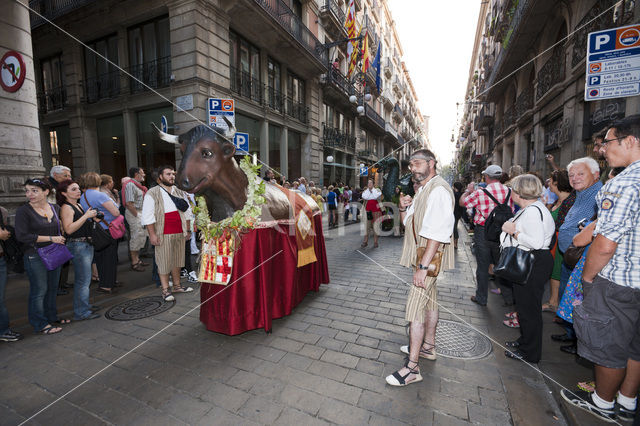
top-left (202, 149), bottom-right (213, 159)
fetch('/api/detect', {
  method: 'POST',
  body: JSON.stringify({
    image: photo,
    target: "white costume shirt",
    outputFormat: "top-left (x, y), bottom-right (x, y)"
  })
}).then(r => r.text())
top-left (141, 186), bottom-right (194, 226)
top-left (403, 184), bottom-right (455, 244)
top-left (361, 188), bottom-right (382, 201)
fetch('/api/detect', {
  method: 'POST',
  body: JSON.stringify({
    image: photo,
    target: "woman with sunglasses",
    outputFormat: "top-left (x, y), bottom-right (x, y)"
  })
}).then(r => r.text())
top-left (15, 179), bottom-right (67, 334)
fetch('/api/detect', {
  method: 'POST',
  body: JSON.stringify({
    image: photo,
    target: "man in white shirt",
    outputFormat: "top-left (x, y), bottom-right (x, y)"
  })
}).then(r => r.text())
top-left (385, 149), bottom-right (455, 387)
top-left (142, 166), bottom-right (194, 301)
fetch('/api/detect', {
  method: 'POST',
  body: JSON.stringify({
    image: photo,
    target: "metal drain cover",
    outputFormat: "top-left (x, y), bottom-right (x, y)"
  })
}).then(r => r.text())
top-left (435, 319), bottom-right (492, 360)
top-left (105, 296), bottom-right (175, 321)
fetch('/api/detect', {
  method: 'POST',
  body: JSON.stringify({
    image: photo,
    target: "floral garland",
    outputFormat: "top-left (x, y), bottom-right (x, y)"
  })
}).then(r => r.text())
top-left (191, 157), bottom-right (266, 243)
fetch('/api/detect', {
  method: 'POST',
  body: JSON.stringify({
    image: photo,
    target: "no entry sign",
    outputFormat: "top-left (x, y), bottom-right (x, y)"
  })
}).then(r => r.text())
top-left (0, 50), bottom-right (26, 93)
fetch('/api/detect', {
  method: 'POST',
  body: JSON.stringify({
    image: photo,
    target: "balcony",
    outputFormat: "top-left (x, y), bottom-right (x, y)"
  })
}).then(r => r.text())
top-left (230, 67), bottom-right (264, 104)
top-left (29, 0), bottom-right (99, 29)
top-left (385, 122), bottom-right (397, 139)
top-left (266, 86), bottom-right (284, 113)
top-left (392, 103), bottom-right (403, 122)
top-left (285, 96), bottom-right (308, 124)
top-left (536, 46), bottom-right (565, 102)
top-left (322, 123), bottom-right (356, 152)
top-left (85, 70), bottom-right (120, 103)
top-left (37, 85), bottom-right (67, 114)
top-left (322, 68), bottom-right (358, 108)
top-left (571, 1), bottom-right (616, 68)
top-left (319, 0), bottom-right (346, 39)
top-left (251, 0), bottom-right (328, 71)
top-left (380, 88), bottom-right (395, 109)
top-left (514, 85), bottom-right (533, 121)
top-left (361, 104), bottom-right (385, 134)
top-left (129, 56), bottom-right (171, 94)
top-left (384, 58), bottom-right (393, 78)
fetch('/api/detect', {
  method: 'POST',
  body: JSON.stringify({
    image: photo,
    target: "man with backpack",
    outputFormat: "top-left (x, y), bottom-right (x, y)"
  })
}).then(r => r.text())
top-left (461, 165), bottom-right (514, 307)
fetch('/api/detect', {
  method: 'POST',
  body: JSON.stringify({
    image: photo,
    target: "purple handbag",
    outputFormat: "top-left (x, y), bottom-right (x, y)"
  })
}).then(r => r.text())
top-left (36, 204), bottom-right (73, 271)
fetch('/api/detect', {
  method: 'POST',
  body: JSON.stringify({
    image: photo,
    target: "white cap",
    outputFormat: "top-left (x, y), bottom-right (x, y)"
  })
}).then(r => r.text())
top-left (481, 164), bottom-right (503, 178)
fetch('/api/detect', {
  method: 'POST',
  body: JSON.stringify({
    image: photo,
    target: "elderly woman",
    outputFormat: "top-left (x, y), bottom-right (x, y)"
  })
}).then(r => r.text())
top-left (500, 174), bottom-right (555, 363)
top-left (79, 172), bottom-right (121, 294)
top-left (100, 174), bottom-right (120, 207)
top-left (15, 179), bottom-right (67, 334)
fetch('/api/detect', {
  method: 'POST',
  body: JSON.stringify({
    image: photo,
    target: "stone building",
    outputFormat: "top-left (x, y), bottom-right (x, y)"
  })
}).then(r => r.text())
top-left (455, 0), bottom-right (639, 182)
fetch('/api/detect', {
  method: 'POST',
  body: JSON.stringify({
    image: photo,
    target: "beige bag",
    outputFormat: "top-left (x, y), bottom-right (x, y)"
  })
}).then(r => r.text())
top-left (413, 217), bottom-right (443, 277)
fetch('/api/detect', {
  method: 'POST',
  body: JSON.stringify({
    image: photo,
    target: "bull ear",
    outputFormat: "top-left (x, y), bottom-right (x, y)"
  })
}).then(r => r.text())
top-left (221, 141), bottom-right (236, 159)
top-left (151, 123), bottom-right (180, 145)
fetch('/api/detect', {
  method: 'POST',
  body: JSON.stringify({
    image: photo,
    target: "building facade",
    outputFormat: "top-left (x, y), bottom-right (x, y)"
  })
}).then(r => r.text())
top-left (455, 0), bottom-right (639, 182)
top-left (27, 0), bottom-right (428, 192)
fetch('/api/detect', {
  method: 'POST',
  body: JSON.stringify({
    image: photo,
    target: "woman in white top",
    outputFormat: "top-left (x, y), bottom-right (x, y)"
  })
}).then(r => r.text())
top-left (500, 174), bottom-right (555, 364)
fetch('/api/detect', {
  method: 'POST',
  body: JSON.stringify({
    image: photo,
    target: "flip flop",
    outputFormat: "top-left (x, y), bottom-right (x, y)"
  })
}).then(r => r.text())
top-left (503, 318), bottom-right (520, 328)
top-left (54, 318), bottom-right (71, 325)
top-left (40, 325), bottom-right (62, 335)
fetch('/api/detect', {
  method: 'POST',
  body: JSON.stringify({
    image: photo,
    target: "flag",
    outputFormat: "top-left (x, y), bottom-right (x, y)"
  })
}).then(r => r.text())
top-left (371, 41), bottom-right (382, 92)
top-left (347, 25), bottom-right (362, 78)
top-left (344, 0), bottom-right (356, 57)
top-left (361, 30), bottom-right (371, 74)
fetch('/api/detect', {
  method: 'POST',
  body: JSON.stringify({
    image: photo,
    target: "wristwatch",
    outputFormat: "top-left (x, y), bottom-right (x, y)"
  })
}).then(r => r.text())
top-left (418, 263), bottom-right (429, 270)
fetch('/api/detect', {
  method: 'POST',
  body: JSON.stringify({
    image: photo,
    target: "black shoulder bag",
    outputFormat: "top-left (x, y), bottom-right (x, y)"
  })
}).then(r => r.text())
top-left (160, 186), bottom-right (189, 212)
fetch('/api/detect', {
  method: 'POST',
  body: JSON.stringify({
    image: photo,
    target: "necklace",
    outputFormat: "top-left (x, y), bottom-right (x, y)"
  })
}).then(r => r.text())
top-left (31, 203), bottom-right (51, 222)
top-left (191, 157), bottom-right (266, 243)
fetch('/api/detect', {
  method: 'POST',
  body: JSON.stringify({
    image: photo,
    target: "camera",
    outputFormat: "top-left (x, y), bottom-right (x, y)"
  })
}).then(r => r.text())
top-left (95, 211), bottom-right (105, 220)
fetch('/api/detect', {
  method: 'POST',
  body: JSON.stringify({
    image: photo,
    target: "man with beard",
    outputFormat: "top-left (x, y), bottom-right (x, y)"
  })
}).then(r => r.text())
top-left (385, 149), bottom-right (455, 387)
top-left (141, 166), bottom-right (194, 301)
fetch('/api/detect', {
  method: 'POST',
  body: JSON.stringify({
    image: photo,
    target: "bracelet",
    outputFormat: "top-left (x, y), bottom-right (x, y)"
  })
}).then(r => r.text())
top-left (49, 235), bottom-right (52, 242)
top-left (399, 208), bottom-right (406, 212)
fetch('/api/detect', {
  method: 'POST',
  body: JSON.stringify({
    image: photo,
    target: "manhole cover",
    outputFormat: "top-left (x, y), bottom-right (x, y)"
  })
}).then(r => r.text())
top-left (105, 296), bottom-right (175, 321)
top-left (435, 319), bottom-right (492, 360)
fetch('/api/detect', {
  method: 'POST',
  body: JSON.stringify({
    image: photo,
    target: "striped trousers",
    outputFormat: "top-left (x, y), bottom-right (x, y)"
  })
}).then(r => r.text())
top-left (155, 233), bottom-right (185, 275)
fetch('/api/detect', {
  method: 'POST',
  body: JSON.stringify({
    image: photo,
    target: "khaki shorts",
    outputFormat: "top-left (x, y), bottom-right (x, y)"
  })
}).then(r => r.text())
top-left (125, 210), bottom-right (147, 251)
top-left (155, 233), bottom-right (185, 275)
top-left (405, 274), bottom-right (438, 323)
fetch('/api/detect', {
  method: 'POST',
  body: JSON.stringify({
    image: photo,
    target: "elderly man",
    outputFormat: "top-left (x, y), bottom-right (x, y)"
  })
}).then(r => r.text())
top-left (122, 167), bottom-right (148, 272)
top-left (385, 149), bottom-right (454, 386)
top-left (562, 115), bottom-right (640, 423)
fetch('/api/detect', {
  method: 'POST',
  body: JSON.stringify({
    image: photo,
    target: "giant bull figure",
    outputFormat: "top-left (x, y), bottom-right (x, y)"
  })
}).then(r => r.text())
top-left (155, 124), bottom-right (319, 222)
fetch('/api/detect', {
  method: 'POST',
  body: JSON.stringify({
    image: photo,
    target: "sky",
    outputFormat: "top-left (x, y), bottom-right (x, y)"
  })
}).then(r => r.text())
top-left (387, 0), bottom-right (481, 165)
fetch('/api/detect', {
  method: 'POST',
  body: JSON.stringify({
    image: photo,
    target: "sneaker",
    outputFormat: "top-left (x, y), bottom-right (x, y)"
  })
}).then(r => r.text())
top-left (187, 273), bottom-right (199, 284)
top-left (0, 330), bottom-right (23, 342)
top-left (561, 389), bottom-right (617, 423)
top-left (616, 403), bottom-right (636, 422)
top-left (180, 268), bottom-right (188, 278)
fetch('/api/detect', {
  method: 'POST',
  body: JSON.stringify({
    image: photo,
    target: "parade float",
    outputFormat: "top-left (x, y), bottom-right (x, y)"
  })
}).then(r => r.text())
top-left (155, 123), bottom-right (329, 335)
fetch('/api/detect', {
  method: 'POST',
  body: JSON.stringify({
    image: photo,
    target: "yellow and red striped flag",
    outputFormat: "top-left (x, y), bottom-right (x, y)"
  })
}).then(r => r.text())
top-left (361, 30), bottom-right (371, 73)
top-left (347, 25), bottom-right (362, 77)
top-left (345, 0), bottom-right (356, 57)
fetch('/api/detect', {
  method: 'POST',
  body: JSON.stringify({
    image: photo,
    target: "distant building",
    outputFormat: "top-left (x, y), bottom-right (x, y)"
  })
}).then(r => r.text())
top-left (455, 0), bottom-right (639, 181)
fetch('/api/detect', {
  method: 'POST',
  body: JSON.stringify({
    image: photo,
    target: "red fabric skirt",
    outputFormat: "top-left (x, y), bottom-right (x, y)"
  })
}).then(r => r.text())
top-left (164, 211), bottom-right (182, 234)
top-left (199, 214), bottom-right (329, 335)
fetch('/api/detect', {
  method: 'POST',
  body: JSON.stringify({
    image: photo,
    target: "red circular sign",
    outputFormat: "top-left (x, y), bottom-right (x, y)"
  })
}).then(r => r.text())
top-left (0, 50), bottom-right (26, 93)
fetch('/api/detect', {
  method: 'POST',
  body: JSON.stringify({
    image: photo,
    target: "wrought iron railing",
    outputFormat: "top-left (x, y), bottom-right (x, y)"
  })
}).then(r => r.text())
top-left (229, 67), bottom-right (263, 104)
top-left (129, 56), bottom-right (171, 93)
top-left (29, 0), bottom-right (99, 29)
top-left (37, 86), bottom-right (67, 113)
top-left (253, 0), bottom-right (328, 66)
top-left (385, 122), bottom-right (397, 138)
top-left (536, 46), bottom-right (565, 101)
top-left (494, 118), bottom-right (503, 137)
top-left (365, 104), bottom-right (385, 131)
top-left (571, 0), bottom-right (615, 68)
top-left (322, 123), bottom-right (356, 151)
top-left (266, 86), bottom-right (284, 112)
top-left (514, 85), bottom-right (533, 119)
top-left (320, 0), bottom-right (345, 29)
top-left (503, 107), bottom-right (515, 130)
top-left (326, 68), bottom-right (356, 98)
top-left (285, 96), bottom-right (308, 124)
top-left (85, 70), bottom-right (120, 103)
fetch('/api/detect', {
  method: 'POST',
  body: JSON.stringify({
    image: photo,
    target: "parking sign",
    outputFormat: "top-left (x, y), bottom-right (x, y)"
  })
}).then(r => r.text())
top-left (208, 98), bottom-right (236, 133)
top-left (234, 132), bottom-right (249, 154)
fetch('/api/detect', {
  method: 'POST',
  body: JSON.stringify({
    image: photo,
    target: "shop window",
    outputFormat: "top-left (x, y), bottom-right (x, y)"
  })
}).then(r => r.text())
top-left (229, 31), bottom-right (261, 102)
top-left (97, 115), bottom-right (127, 182)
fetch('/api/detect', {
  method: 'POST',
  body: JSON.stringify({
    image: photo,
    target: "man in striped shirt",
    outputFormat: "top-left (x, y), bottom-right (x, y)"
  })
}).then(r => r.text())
top-left (562, 115), bottom-right (640, 423)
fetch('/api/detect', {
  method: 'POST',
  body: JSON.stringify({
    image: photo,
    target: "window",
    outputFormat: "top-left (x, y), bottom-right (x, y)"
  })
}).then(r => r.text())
top-left (47, 125), bottom-right (72, 170)
top-left (267, 57), bottom-right (282, 110)
top-left (229, 31), bottom-right (262, 103)
top-left (85, 34), bottom-right (120, 102)
top-left (287, 72), bottom-right (306, 122)
top-left (128, 16), bottom-right (171, 92)
top-left (39, 55), bottom-right (66, 112)
top-left (136, 107), bottom-right (175, 177)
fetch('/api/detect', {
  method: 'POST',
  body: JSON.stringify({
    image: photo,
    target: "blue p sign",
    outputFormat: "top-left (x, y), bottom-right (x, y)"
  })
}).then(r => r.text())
top-left (234, 132), bottom-right (249, 153)
top-left (589, 75), bottom-right (601, 86)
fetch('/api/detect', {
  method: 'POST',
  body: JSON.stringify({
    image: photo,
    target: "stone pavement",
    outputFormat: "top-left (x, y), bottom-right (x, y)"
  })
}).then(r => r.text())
top-left (0, 217), bottom-right (598, 425)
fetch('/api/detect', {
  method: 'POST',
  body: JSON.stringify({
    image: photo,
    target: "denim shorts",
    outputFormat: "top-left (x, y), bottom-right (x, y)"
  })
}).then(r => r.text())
top-left (574, 275), bottom-right (640, 368)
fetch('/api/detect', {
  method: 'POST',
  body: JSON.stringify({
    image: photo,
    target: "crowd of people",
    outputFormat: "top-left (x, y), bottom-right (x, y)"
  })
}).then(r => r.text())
top-left (0, 165), bottom-right (199, 340)
top-left (459, 115), bottom-right (640, 423)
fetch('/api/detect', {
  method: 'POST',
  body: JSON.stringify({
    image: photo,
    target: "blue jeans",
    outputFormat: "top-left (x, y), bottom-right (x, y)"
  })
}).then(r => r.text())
top-left (24, 253), bottom-right (61, 332)
top-left (0, 257), bottom-right (8, 334)
top-left (67, 241), bottom-right (94, 319)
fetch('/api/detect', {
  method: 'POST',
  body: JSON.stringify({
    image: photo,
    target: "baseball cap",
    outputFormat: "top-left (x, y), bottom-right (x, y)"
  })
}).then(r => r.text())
top-left (481, 165), bottom-right (503, 178)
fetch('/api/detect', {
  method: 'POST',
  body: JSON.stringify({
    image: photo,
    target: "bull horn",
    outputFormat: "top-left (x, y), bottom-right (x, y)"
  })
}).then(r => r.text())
top-left (222, 115), bottom-right (236, 139)
top-left (151, 122), bottom-right (180, 145)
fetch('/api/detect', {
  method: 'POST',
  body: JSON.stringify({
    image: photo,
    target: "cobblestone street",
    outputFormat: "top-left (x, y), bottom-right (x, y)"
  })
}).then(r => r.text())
top-left (0, 220), bottom-right (573, 425)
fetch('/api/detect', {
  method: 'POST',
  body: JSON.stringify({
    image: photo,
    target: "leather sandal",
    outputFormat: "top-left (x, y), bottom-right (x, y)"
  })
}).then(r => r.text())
top-left (385, 358), bottom-right (423, 387)
top-left (131, 263), bottom-right (145, 272)
top-left (400, 342), bottom-right (436, 360)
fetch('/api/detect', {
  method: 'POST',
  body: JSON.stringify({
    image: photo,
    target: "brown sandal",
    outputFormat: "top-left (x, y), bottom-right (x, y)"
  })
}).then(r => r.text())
top-left (131, 263), bottom-right (145, 272)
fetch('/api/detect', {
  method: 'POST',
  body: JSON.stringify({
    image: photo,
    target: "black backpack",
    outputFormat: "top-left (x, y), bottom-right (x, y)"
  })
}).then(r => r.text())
top-left (0, 209), bottom-right (24, 273)
top-left (482, 188), bottom-right (514, 243)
